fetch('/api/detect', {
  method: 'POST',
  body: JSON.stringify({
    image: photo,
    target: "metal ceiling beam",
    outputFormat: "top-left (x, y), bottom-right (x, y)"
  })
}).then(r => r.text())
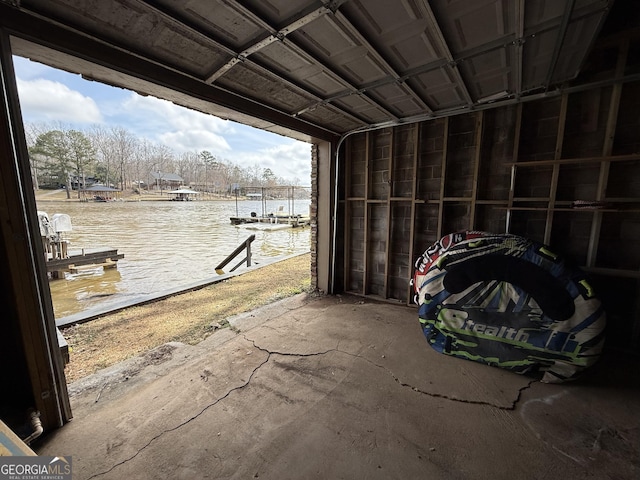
top-left (1, 4), bottom-right (339, 141)
top-left (205, 1), bottom-right (333, 83)
top-left (212, 1), bottom-right (399, 122)
top-left (331, 9), bottom-right (433, 114)
top-left (6, 0), bottom-right (617, 134)
top-left (514, 0), bottom-right (525, 98)
top-left (134, 0), bottom-right (367, 126)
top-left (544, 0), bottom-right (577, 89)
top-left (283, 41), bottom-right (397, 122)
top-left (294, 26), bottom-right (530, 120)
top-left (298, 11), bottom-right (583, 119)
top-left (411, 0), bottom-right (474, 105)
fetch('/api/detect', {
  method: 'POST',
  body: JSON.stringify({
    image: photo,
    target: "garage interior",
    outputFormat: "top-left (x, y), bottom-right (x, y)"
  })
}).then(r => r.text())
top-left (0, 0), bottom-right (639, 476)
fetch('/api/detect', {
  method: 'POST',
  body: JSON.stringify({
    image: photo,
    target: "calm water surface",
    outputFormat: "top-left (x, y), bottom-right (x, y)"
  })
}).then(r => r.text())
top-left (40, 199), bottom-right (311, 318)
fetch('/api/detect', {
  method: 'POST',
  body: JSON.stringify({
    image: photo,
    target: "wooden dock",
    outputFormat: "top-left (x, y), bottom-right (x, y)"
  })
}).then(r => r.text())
top-left (230, 215), bottom-right (310, 227)
top-left (46, 249), bottom-right (124, 279)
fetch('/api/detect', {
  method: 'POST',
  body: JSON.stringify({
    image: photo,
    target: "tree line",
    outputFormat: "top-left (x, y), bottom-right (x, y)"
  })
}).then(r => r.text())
top-left (24, 123), bottom-right (304, 199)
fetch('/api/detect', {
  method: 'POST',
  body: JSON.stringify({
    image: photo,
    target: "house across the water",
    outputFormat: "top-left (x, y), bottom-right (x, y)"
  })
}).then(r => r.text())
top-left (149, 171), bottom-right (184, 192)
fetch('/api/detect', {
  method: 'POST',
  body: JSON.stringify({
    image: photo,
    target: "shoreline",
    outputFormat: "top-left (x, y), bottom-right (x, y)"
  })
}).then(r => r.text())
top-left (36, 189), bottom-right (249, 203)
top-left (60, 252), bottom-right (312, 383)
top-left (35, 188), bottom-right (312, 203)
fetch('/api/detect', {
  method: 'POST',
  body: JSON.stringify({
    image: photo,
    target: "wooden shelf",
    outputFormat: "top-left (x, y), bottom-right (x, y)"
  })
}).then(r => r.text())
top-left (582, 266), bottom-right (640, 279)
top-left (505, 153), bottom-right (640, 167)
top-left (498, 206), bottom-right (640, 213)
top-left (341, 93), bottom-right (640, 311)
top-left (602, 197), bottom-right (640, 203)
top-left (512, 197), bottom-right (550, 202)
top-left (475, 200), bottom-right (509, 205)
top-left (442, 196), bottom-right (472, 202)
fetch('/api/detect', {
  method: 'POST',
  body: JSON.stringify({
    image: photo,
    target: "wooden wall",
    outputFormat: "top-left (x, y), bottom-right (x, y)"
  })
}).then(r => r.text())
top-left (338, 33), bottom-right (640, 351)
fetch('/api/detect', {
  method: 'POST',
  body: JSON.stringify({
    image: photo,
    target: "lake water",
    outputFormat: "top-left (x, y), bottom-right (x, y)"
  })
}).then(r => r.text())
top-left (38, 199), bottom-right (311, 318)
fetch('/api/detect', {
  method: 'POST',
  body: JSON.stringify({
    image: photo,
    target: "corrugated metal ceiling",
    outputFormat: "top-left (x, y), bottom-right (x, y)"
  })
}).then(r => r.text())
top-left (2, 0), bottom-right (615, 141)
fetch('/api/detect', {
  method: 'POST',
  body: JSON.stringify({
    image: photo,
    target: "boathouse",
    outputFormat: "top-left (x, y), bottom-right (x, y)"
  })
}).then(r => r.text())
top-left (80, 184), bottom-right (121, 202)
top-left (0, 1), bottom-right (638, 475)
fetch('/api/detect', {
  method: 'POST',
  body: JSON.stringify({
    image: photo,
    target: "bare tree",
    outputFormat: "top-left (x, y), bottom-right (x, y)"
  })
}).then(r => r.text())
top-left (132, 138), bottom-right (154, 191)
top-left (175, 150), bottom-right (200, 186)
top-left (150, 144), bottom-right (175, 193)
top-left (25, 122), bottom-right (306, 197)
top-left (199, 150), bottom-right (216, 194)
top-left (89, 125), bottom-right (113, 187)
top-left (110, 126), bottom-right (138, 190)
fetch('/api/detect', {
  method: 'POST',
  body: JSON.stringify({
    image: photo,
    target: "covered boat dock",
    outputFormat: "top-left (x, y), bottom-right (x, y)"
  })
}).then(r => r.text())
top-left (168, 188), bottom-right (199, 201)
top-left (80, 184), bottom-right (121, 202)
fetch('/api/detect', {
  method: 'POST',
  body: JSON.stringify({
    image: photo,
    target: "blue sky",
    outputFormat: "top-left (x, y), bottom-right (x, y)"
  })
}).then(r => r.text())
top-left (12, 56), bottom-right (311, 185)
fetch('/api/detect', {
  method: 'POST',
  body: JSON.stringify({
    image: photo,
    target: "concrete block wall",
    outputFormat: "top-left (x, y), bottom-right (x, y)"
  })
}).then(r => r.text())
top-left (338, 80), bottom-right (640, 350)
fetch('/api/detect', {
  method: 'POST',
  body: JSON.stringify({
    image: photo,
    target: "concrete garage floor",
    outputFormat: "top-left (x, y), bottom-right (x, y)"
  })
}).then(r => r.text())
top-left (37, 294), bottom-right (639, 480)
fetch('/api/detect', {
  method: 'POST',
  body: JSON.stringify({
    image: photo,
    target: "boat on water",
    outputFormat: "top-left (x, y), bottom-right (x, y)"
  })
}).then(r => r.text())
top-left (37, 211), bottom-right (124, 279)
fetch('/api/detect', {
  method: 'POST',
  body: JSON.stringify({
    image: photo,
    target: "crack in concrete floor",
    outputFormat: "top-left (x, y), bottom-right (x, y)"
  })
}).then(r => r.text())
top-left (247, 335), bottom-right (536, 410)
top-left (87, 342), bottom-right (272, 479)
top-left (87, 334), bottom-right (535, 478)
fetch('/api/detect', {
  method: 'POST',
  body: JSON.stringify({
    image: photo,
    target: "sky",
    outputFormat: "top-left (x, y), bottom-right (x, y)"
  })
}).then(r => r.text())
top-left (12, 56), bottom-right (312, 185)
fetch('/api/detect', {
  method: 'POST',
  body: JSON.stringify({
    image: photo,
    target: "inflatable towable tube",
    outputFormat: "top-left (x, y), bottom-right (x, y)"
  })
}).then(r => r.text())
top-left (411, 231), bottom-right (606, 383)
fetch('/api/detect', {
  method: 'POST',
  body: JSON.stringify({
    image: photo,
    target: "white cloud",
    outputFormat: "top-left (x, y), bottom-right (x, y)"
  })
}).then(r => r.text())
top-left (16, 78), bottom-right (102, 123)
top-left (120, 93), bottom-right (311, 183)
top-left (158, 129), bottom-right (231, 153)
top-left (121, 93), bottom-right (233, 152)
top-left (231, 141), bottom-right (312, 185)
top-left (14, 57), bottom-right (311, 184)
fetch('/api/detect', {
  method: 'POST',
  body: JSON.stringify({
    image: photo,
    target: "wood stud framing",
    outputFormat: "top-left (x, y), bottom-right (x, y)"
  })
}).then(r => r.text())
top-left (362, 132), bottom-right (370, 296)
top-left (436, 118), bottom-right (449, 240)
top-left (341, 32), bottom-right (640, 324)
top-left (506, 103), bottom-right (523, 233)
top-left (469, 112), bottom-right (484, 229)
top-left (383, 129), bottom-right (394, 298)
top-left (544, 93), bottom-right (568, 244)
top-left (587, 39), bottom-right (628, 267)
top-left (406, 123), bottom-right (420, 304)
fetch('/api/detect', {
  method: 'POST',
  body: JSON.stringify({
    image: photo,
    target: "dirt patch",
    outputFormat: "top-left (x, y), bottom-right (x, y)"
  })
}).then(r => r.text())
top-left (61, 253), bottom-right (311, 383)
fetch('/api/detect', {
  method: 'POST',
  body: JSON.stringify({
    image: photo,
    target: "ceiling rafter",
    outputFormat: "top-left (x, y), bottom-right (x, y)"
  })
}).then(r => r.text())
top-left (544, 0), bottom-right (577, 89)
top-left (6, 0), bottom-right (619, 136)
top-left (282, 38), bottom-right (398, 121)
top-left (294, 28), bottom-right (529, 118)
top-left (283, 4), bottom-right (551, 121)
top-left (514, 0), bottom-right (525, 98)
top-left (133, 0), bottom-right (369, 126)
top-left (205, 0), bottom-right (333, 83)
top-left (330, 9), bottom-right (433, 114)
top-left (413, 0), bottom-right (474, 105)
top-left (216, 1), bottom-right (400, 122)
